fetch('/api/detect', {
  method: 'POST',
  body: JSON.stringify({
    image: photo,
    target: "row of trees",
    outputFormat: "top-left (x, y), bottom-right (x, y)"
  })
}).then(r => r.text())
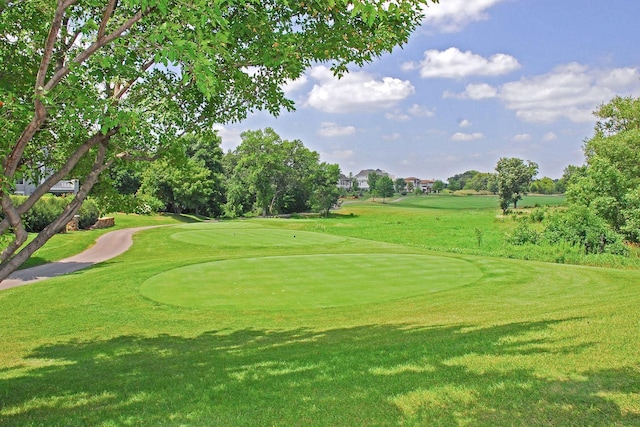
top-left (446, 169), bottom-right (568, 195)
top-left (99, 128), bottom-right (341, 219)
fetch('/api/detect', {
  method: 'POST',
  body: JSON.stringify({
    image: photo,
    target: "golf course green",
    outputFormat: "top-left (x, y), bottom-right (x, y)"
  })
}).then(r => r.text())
top-left (140, 252), bottom-right (483, 310)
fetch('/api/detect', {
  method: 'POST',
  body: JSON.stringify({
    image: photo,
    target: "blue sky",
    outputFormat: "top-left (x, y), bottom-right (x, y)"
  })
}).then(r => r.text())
top-left (215, 0), bottom-right (640, 181)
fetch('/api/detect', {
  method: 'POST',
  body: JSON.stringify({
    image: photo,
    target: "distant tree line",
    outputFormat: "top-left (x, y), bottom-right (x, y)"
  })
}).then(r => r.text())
top-left (94, 128), bottom-right (341, 218)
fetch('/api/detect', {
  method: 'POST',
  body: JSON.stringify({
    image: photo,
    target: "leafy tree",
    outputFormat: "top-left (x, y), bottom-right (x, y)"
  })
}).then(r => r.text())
top-left (529, 176), bottom-right (556, 194)
top-left (464, 172), bottom-right (496, 192)
top-left (565, 96), bottom-right (640, 241)
top-left (224, 128), bottom-right (319, 217)
top-left (447, 170), bottom-right (479, 191)
top-left (0, 0), bottom-right (435, 280)
top-left (394, 178), bottom-right (407, 193)
top-left (311, 163), bottom-right (341, 217)
top-left (376, 175), bottom-right (395, 202)
top-left (367, 172), bottom-right (380, 201)
top-left (554, 165), bottom-right (583, 194)
top-left (432, 180), bottom-right (445, 193)
top-left (495, 157), bottom-right (538, 214)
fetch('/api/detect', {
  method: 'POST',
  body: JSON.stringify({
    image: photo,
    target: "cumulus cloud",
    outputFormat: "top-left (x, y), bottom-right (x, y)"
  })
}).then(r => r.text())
top-left (459, 119), bottom-right (472, 128)
top-left (212, 124), bottom-right (242, 152)
top-left (543, 132), bottom-right (558, 141)
top-left (386, 104), bottom-right (435, 121)
top-left (499, 63), bottom-right (640, 123)
top-left (512, 133), bottom-right (532, 142)
top-left (422, 0), bottom-right (507, 33)
top-left (317, 122), bottom-right (357, 137)
top-left (452, 132), bottom-right (484, 141)
top-left (403, 47), bottom-right (520, 79)
top-left (444, 83), bottom-right (498, 100)
top-left (283, 75), bottom-right (308, 95)
top-left (307, 66), bottom-right (415, 113)
top-left (408, 104), bottom-right (436, 117)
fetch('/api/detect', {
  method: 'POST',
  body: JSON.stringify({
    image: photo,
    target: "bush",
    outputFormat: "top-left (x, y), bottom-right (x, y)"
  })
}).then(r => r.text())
top-left (506, 220), bottom-right (540, 245)
top-left (78, 198), bottom-right (99, 229)
top-left (1, 195), bottom-right (102, 232)
top-left (543, 206), bottom-right (628, 256)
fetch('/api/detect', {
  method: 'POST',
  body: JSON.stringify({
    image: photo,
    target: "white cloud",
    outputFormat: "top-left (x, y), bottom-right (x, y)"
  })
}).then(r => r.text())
top-left (385, 110), bottom-right (411, 121)
top-left (283, 75), bottom-right (308, 95)
top-left (307, 66), bottom-right (415, 113)
top-left (543, 132), bottom-right (558, 141)
top-left (408, 104), bottom-right (436, 117)
top-left (386, 104), bottom-right (435, 121)
top-left (383, 133), bottom-right (402, 140)
top-left (317, 122), bottom-right (357, 137)
top-left (212, 124), bottom-right (242, 152)
top-left (452, 132), bottom-right (484, 141)
top-left (499, 63), bottom-right (640, 123)
top-left (403, 48), bottom-right (520, 79)
top-left (512, 133), bottom-right (532, 142)
top-left (422, 0), bottom-right (508, 32)
top-left (444, 83), bottom-right (498, 100)
top-left (459, 119), bottom-right (472, 128)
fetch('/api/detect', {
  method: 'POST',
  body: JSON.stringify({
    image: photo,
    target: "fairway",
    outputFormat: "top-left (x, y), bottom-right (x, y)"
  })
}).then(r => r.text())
top-left (170, 222), bottom-right (346, 247)
top-left (140, 253), bottom-right (482, 310)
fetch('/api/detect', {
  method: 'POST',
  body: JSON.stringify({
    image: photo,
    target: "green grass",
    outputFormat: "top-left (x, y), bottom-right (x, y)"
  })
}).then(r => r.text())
top-left (1, 196), bottom-right (639, 426)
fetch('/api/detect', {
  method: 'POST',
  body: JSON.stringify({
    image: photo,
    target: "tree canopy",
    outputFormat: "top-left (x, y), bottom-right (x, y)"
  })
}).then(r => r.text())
top-left (495, 157), bottom-right (538, 214)
top-left (0, 0), bottom-right (435, 281)
top-left (566, 96), bottom-right (640, 242)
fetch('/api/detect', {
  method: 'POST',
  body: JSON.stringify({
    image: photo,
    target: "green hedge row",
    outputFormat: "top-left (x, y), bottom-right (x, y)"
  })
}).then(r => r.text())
top-left (1, 195), bottom-right (99, 232)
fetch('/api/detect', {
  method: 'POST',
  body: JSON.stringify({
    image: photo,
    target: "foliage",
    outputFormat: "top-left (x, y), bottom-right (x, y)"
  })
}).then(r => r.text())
top-left (77, 198), bottom-right (100, 229)
top-left (311, 163), bottom-right (341, 217)
top-left (139, 132), bottom-right (225, 216)
top-left (464, 172), bottom-right (497, 192)
top-left (376, 175), bottom-right (395, 202)
top-left (495, 157), bottom-right (539, 213)
top-left (529, 176), bottom-right (556, 194)
top-left (367, 172), bottom-right (380, 200)
top-left (542, 206), bottom-right (628, 255)
top-left (1, 195), bottom-right (99, 232)
top-left (565, 96), bottom-right (640, 242)
top-left (0, 0), bottom-right (435, 280)
top-left (224, 128), bottom-right (336, 217)
top-left (394, 177), bottom-right (407, 193)
top-left (446, 170), bottom-right (479, 191)
top-left (506, 219), bottom-right (540, 245)
top-left (432, 179), bottom-right (445, 193)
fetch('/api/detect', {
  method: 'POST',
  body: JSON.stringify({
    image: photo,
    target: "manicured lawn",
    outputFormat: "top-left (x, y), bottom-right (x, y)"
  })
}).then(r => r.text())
top-left (1, 196), bottom-right (639, 426)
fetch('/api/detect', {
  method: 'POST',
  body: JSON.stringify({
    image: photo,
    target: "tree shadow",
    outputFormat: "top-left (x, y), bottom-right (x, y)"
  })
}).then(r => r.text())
top-left (1, 320), bottom-right (637, 426)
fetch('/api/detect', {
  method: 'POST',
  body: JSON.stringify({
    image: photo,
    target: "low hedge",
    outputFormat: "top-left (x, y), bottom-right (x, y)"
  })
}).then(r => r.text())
top-left (1, 195), bottom-right (99, 232)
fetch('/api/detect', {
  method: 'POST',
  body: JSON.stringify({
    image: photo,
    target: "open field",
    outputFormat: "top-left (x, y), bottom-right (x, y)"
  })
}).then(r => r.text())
top-left (1, 195), bottom-right (639, 426)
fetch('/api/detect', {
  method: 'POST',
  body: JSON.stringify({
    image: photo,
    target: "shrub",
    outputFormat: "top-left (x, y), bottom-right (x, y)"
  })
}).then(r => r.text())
top-left (506, 220), bottom-right (540, 245)
top-left (21, 195), bottom-right (68, 232)
top-left (78, 198), bottom-right (99, 229)
top-left (543, 206), bottom-right (628, 256)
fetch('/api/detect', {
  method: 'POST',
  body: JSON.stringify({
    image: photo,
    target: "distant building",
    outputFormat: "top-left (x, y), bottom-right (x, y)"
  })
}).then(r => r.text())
top-left (354, 168), bottom-right (390, 191)
top-left (15, 178), bottom-right (79, 196)
top-left (338, 174), bottom-right (352, 190)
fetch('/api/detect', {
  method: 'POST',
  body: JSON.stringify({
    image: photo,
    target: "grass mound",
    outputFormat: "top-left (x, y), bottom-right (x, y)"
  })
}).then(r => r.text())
top-left (139, 254), bottom-right (482, 310)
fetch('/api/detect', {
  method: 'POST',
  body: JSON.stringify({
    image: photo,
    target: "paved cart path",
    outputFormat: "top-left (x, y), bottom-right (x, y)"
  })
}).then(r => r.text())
top-left (0, 226), bottom-right (162, 291)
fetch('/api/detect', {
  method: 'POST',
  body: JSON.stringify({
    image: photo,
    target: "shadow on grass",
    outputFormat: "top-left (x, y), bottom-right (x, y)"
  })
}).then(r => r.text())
top-left (1, 320), bottom-right (637, 426)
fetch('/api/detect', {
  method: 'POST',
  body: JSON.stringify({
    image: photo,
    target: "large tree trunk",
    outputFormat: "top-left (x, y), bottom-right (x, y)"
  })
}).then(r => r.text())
top-left (0, 138), bottom-right (113, 283)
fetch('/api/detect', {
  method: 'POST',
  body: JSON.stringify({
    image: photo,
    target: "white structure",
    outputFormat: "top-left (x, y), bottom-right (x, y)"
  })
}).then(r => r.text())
top-left (15, 178), bottom-right (79, 196)
top-left (354, 168), bottom-right (390, 191)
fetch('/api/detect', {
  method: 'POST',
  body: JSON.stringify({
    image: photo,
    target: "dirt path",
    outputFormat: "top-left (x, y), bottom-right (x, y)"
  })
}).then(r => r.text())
top-left (0, 226), bottom-right (162, 291)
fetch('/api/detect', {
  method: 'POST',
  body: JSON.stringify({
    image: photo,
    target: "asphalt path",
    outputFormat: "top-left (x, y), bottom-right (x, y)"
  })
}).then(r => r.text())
top-left (0, 226), bottom-right (161, 291)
